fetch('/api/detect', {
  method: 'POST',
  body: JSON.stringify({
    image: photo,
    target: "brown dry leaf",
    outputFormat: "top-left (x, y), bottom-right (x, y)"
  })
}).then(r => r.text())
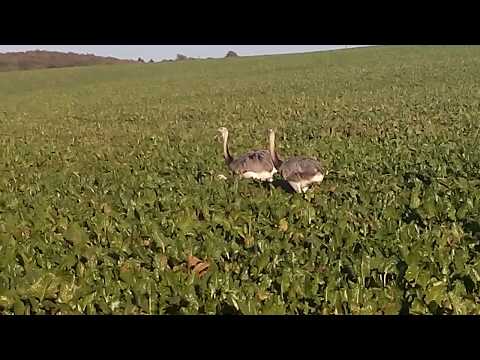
top-left (187, 255), bottom-right (210, 278)
top-left (292, 232), bottom-right (304, 243)
top-left (158, 254), bottom-right (169, 271)
top-left (21, 227), bottom-right (32, 239)
top-left (244, 236), bottom-right (254, 248)
top-left (318, 265), bottom-right (327, 273)
top-left (187, 255), bottom-right (201, 268)
top-left (279, 218), bottom-right (289, 232)
top-left (256, 290), bottom-right (271, 301)
top-left (328, 185), bottom-right (337, 193)
top-left (120, 262), bottom-right (130, 273)
top-left (102, 203), bottom-right (112, 216)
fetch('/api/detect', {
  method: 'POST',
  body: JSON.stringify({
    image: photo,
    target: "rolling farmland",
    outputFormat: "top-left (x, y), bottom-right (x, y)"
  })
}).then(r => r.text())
top-left (1, 45), bottom-right (480, 314)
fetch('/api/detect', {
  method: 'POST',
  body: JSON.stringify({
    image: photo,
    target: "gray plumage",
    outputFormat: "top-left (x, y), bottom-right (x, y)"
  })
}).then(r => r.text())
top-left (268, 129), bottom-right (326, 193)
top-left (218, 127), bottom-right (277, 181)
top-left (228, 149), bottom-right (275, 174)
top-left (277, 156), bottom-right (325, 182)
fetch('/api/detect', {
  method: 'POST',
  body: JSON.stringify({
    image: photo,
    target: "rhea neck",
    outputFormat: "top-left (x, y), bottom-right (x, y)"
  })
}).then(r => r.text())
top-left (269, 131), bottom-right (283, 168)
top-left (222, 131), bottom-right (233, 164)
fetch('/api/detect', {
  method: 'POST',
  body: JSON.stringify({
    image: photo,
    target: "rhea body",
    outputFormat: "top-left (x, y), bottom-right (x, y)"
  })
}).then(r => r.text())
top-left (218, 127), bottom-right (277, 182)
top-left (268, 129), bottom-right (325, 193)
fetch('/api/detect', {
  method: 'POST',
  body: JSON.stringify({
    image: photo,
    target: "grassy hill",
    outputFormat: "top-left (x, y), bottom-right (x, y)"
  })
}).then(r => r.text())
top-left (0, 50), bottom-right (136, 72)
top-left (1, 46), bottom-right (480, 314)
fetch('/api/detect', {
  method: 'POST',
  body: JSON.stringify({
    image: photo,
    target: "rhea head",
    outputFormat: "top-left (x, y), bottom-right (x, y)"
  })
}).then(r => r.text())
top-left (217, 127), bottom-right (229, 139)
top-left (268, 128), bottom-right (275, 142)
top-left (268, 128), bottom-right (277, 152)
top-left (217, 127), bottom-right (232, 163)
top-left (268, 128), bottom-right (282, 168)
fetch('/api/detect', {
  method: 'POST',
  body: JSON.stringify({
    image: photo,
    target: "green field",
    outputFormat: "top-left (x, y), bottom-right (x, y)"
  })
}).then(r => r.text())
top-left (1, 45), bottom-right (480, 315)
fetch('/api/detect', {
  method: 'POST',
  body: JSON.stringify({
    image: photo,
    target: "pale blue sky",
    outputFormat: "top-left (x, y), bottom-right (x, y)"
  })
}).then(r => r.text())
top-left (0, 45), bottom-right (370, 61)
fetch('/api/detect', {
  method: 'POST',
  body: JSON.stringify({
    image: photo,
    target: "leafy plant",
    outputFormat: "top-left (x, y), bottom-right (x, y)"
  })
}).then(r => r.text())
top-left (1, 45), bottom-right (480, 314)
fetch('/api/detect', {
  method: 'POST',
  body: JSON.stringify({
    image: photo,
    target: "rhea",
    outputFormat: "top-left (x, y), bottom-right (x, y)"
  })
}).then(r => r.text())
top-left (268, 129), bottom-right (325, 193)
top-left (218, 127), bottom-right (277, 182)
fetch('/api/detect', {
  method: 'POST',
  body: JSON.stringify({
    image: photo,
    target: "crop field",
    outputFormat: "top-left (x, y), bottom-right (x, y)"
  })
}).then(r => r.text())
top-left (1, 45), bottom-right (480, 315)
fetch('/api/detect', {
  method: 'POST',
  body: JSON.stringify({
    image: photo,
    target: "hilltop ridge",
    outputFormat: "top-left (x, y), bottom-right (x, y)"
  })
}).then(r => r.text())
top-left (0, 50), bottom-right (137, 72)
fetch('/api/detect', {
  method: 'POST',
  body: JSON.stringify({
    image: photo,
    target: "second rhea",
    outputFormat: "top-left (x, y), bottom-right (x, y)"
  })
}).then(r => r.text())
top-left (268, 129), bottom-right (326, 193)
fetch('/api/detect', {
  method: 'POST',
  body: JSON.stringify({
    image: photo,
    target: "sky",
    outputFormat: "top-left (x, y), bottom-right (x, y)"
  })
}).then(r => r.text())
top-left (0, 45), bottom-right (370, 61)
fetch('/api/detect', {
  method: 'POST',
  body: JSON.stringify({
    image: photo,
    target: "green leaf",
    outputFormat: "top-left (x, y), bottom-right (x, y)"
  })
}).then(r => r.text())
top-left (405, 264), bottom-right (420, 282)
top-left (410, 298), bottom-right (427, 315)
top-left (422, 195), bottom-right (436, 219)
top-left (454, 250), bottom-right (466, 273)
top-left (64, 223), bottom-right (88, 246)
top-left (256, 253), bottom-right (269, 273)
top-left (410, 191), bottom-right (421, 209)
top-left (425, 281), bottom-right (447, 305)
top-left (14, 300), bottom-right (26, 314)
top-left (143, 189), bottom-right (157, 205)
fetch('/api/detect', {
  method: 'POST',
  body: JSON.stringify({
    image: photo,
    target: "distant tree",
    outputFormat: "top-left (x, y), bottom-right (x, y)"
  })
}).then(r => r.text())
top-left (0, 50), bottom-right (134, 72)
top-left (225, 50), bottom-right (239, 58)
top-left (149, 59), bottom-right (155, 63)
top-left (137, 57), bottom-right (145, 63)
top-left (176, 54), bottom-right (188, 61)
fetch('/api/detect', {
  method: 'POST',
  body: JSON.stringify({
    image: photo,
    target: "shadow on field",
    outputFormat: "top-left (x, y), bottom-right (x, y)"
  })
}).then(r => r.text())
top-left (463, 220), bottom-right (480, 241)
top-left (259, 179), bottom-right (296, 194)
top-left (217, 303), bottom-right (242, 315)
top-left (403, 171), bottom-right (433, 186)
